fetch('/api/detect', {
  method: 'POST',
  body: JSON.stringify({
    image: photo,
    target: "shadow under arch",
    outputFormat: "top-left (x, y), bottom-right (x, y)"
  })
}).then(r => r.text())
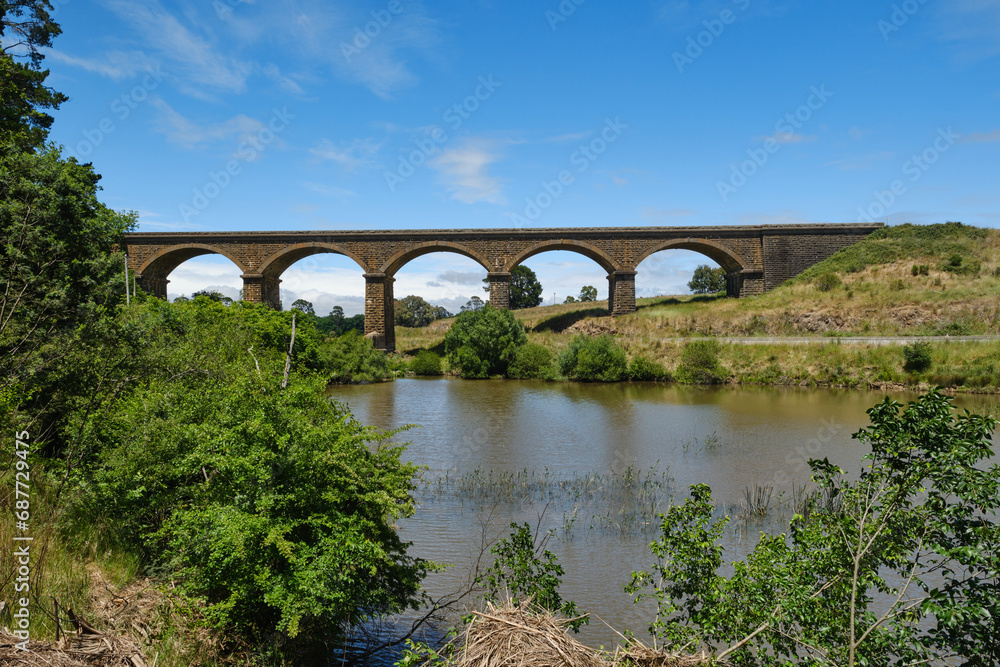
top-left (634, 238), bottom-right (750, 274)
top-left (377, 241), bottom-right (491, 276)
top-left (138, 244), bottom-right (248, 278)
top-left (507, 240), bottom-right (619, 274)
top-left (258, 242), bottom-right (368, 279)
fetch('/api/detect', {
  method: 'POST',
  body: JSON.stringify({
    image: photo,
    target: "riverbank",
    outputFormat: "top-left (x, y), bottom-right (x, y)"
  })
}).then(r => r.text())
top-left (393, 223), bottom-right (1000, 392)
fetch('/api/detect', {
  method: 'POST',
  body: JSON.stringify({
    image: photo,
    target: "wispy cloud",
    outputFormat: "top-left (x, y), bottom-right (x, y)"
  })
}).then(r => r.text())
top-left (755, 131), bottom-right (812, 145)
top-left (151, 98), bottom-right (267, 150)
top-left (826, 150), bottom-right (895, 171)
top-left (310, 138), bottom-right (382, 170)
top-left (963, 130), bottom-right (1000, 143)
top-left (101, 0), bottom-right (253, 96)
top-left (936, 1), bottom-right (1000, 59)
top-left (46, 49), bottom-right (156, 80)
top-left (302, 182), bottom-right (357, 198)
top-left (429, 140), bottom-right (506, 205)
top-left (437, 271), bottom-right (485, 285)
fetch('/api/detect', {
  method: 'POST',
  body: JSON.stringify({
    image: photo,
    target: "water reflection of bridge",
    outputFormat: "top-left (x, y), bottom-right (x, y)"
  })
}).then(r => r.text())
top-left (124, 224), bottom-right (881, 351)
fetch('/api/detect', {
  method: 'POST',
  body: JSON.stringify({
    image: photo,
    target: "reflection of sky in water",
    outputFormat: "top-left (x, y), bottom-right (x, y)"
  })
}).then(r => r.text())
top-left (331, 380), bottom-right (1000, 655)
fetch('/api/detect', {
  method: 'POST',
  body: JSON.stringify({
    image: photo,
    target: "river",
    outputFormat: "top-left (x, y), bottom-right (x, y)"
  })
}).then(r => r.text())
top-left (329, 379), bottom-right (1000, 662)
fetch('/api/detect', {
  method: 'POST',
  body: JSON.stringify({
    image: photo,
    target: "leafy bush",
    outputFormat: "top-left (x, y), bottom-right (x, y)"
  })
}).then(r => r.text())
top-left (814, 272), bottom-right (842, 292)
top-left (940, 253), bottom-right (981, 276)
top-left (410, 350), bottom-right (443, 376)
top-left (319, 330), bottom-right (393, 383)
top-left (507, 342), bottom-right (555, 380)
top-left (626, 391), bottom-right (1000, 666)
top-left (444, 305), bottom-right (527, 378)
top-left (628, 355), bottom-right (670, 381)
top-left (902, 341), bottom-right (933, 373)
top-left (911, 264), bottom-right (930, 276)
top-left (675, 340), bottom-right (727, 385)
top-left (557, 334), bottom-right (627, 382)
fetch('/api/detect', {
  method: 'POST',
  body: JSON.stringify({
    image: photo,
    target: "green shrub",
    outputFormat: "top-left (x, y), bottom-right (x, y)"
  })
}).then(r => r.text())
top-left (911, 264), bottom-right (930, 276)
top-left (558, 335), bottom-right (627, 382)
top-left (675, 340), bottom-right (727, 385)
top-left (444, 305), bottom-right (527, 379)
top-left (902, 342), bottom-right (933, 373)
top-left (507, 342), bottom-right (555, 380)
top-left (814, 273), bottom-right (842, 292)
top-left (628, 355), bottom-right (670, 382)
top-left (410, 350), bottom-right (443, 376)
top-left (319, 330), bottom-right (392, 383)
top-left (940, 253), bottom-right (981, 276)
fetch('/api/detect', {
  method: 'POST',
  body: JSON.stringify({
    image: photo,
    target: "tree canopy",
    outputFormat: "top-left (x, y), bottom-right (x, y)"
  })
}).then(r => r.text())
top-left (395, 295), bottom-right (452, 327)
top-left (688, 264), bottom-right (726, 294)
top-left (0, 0), bottom-right (68, 149)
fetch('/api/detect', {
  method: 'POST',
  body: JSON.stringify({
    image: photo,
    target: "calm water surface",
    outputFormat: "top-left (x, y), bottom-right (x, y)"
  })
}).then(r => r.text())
top-left (329, 379), bottom-right (1000, 658)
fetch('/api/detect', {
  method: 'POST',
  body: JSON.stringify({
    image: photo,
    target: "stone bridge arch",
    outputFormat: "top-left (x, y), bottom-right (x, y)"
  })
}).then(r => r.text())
top-left (634, 238), bottom-right (763, 298)
top-left (250, 243), bottom-right (369, 309)
top-left (135, 244), bottom-right (248, 299)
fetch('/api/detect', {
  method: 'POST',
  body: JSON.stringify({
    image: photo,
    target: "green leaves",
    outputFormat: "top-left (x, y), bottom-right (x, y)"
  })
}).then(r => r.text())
top-left (627, 391), bottom-right (1000, 666)
top-left (444, 304), bottom-right (527, 378)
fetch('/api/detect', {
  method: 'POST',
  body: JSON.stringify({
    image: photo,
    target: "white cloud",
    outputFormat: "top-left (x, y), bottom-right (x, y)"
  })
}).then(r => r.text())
top-left (310, 138), bottom-right (382, 170)
top-left (963, 130), bottom-right (1000, 143)
top-left (101, 0), bottom-right (253, 96)
top-left (429, 140), bottom-right (506, 205)
top-left (937, 1), bottom-right (1000, 59)
top-left (46, 49), bottom-right (156, 80)
top-left (151, 98), bottom-right (267, 150)
top-left (755, 131), bottom-right (812, 145)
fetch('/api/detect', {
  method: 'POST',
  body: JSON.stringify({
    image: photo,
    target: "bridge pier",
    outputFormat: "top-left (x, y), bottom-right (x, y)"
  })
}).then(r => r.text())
top-left (137, 274), bottom-right (169, 299)
top-left (241, 274), bottom-right (282, 309)
top-left (365, 274), bottom-right (396, 352)
top-left (487, 272), bottom-right (511, 310)
top-left (608, 270), bottom-right (637, 316)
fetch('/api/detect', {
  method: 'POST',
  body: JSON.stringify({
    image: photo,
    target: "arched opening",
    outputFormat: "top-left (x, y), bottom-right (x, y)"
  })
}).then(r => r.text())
top-left (157, 254), bottom-right (245, 303)
top-left (635, 240), bottom-right (751, 301)
top-left (378, 242), bottom-right (491, 277)
top-left (511, 250), bottom-right (612, 309)
top-left (275, 254), bottom-right (368, 331)
top-left (390, 253), bottom-right (488, 320)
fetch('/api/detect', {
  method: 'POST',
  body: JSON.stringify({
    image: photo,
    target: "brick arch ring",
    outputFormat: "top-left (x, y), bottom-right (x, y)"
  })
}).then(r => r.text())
top-left (506, 239), bottom-right (620, 274)
top-left (378, 241), bottom-right (492, 276)
top-left (137, 243), bottom-right (249, 278)
top-left (257, 242), bottom-right (368, 278)
top-left (634, 238), bottom-right (751, 274)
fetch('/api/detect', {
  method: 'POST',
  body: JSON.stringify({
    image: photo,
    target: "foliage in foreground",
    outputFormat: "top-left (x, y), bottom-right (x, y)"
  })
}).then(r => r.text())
top-left (627, 390), bottom-right (999, 666)
top-left (674, 339), bottom-right (727, 384)
top-left (444, 305), bottom-right (527, 378)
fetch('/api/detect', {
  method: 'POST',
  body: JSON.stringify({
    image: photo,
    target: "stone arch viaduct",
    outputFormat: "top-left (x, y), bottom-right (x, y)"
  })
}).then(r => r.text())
top-left (124, 223), bottom-right (882, 352)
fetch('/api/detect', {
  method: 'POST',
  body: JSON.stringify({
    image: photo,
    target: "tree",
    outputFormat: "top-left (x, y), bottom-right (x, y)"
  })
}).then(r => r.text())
top-left (290, 298), bottom-right (314, 315)
top-left (444, 305), bottom-right (527, 378)
top-left (1, 0), bottom-right (68, 149)
top-left (394, 295), bottom-right (450, 327)
top-left (688, 264), bottom-right (726, 294)
top-left (461, 295), bottom-right (485, 312)
top-left (193, 289), bottom-right (233, 305)
top-left (626, 390), bottom-right (1000, 666)
top-left (483, 265), bottom-right (543, 310)
top-left (563, 295), bottom-right (577, 304)
top-left (578, 285), bottom-right (598, 302)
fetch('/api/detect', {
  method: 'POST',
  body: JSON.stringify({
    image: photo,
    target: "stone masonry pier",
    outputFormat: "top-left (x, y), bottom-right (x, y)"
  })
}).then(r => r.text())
top-left (124, 223), bottom-right (882, 352)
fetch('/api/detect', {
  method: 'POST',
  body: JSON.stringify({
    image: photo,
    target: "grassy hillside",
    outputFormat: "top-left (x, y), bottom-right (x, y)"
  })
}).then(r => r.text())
top-left (395, 222), bottom-right (1000, 391)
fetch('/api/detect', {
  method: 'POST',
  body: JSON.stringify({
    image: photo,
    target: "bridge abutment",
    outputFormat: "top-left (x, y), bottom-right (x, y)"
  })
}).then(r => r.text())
top-left (608, 270), bottom-right (637, 316)
top-left (488, 272), bottom-right (511, 310)
top-left (365, 274), bottom-right (396, 352)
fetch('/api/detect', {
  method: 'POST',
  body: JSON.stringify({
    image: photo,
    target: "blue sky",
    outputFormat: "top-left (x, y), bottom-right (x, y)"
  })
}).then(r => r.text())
top-left (38, 0), bottom-right (1000, 315)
